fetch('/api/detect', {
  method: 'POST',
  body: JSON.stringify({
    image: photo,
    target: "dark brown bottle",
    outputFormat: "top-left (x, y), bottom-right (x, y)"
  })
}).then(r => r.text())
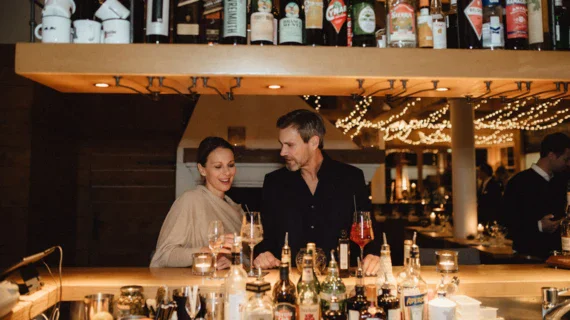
top-left (377, 274), bottom-right (399, 320)
top-left (505, 0), bottom-right (529, 49)
top-left (446, 0), bottom-right (460, 47)
top-left (323, 0), bottom-right (349, 45)
top-left (146, 0), bottom-right (172, 43)
top-left (350, 0), bottom-right (376, 46)
top-left (273, 263), bottom-right (297, 320)
top-left (457, 0), bottom-right (483, 48)
top-left (338, 230), bottom-right (351, 278)
top-left (175, 0), bottom-right (203, 43)
top-left (324, 296), bottom-right (347, 320)
top-left (347, 260), bottom-right (368, 320)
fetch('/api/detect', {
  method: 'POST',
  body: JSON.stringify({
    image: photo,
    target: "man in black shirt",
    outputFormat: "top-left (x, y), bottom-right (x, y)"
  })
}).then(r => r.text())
top-left (254, 109), bottom-right (380, 275)
top-left (502, 132), bottom-right (570, 259)
top-left (477, 163), bottom-right (502, 225)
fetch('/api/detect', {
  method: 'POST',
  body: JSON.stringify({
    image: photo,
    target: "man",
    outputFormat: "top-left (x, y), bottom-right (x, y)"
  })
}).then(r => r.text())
top-left (502, 132), bottom-right (570, 259)
top-left (254, 109), bottom-right (381, 275)
top-left (476, 163), bottom-right (502, 225)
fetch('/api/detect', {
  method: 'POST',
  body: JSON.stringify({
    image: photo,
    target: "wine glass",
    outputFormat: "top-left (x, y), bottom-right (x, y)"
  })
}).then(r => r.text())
top-left (350, 211), bottom-right (374, 262)
top-left (207, 220), bottom-right (225, 280)
top-left (185, 286), bottom-right (201, 320)
top-left (240, 211), bottom-right (263, 277)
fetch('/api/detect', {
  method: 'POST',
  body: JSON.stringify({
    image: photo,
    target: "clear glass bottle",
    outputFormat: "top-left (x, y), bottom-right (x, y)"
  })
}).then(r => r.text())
top-left (297, 253), bottom-right (321, 320)
top-left (224, 234), bottom-right (247, 320)
top-left (321, 250), bottom-right (347, 314)
top-left (324, 295), bottom-right (348, 320)
top-left (430, 0), bottom-right (447, 49)
top-left (561, 205), bottom-right (570, 254)
top-left (281, 232), bottom-right (292, 272)
top-left (243, 268), bottom-right (274, 320)
top-left (347, 259), bottom-right (370, 320)
top-left (376, 233), bottom-right (397, 296)
top-left (417, 0), bottom-right (434, 47)
top-left (377, 273), bottom-right (400, 320)
top-left (398, 238), bottom-right (427, 320)
top-left (273, 263), bottom-right (298, 320)
top-left (387, 0), bottom-right (417, 47)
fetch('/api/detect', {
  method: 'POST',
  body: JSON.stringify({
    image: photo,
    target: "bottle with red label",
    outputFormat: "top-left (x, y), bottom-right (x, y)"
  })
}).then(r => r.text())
top-left (387, 0), bottom-right (417, 47)
top-left (458, 0), bottom-right (483, 48)
top-left (324, 0), bottom-right (349, 45)
top-left (505, 0), bottom-right (529, 49)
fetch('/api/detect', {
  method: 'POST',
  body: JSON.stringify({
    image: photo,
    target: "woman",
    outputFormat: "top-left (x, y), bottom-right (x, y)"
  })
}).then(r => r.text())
top-left (150, 137), bottom-right (244, 268)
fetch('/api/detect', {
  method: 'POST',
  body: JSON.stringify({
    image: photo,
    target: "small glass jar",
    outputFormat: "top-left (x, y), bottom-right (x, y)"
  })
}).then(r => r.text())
top-left (116, 285), bottom-right (146, 318)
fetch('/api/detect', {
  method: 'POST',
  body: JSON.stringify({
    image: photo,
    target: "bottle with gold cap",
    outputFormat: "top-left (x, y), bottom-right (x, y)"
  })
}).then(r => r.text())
top-left (281, 232), bottom-right (291, 269)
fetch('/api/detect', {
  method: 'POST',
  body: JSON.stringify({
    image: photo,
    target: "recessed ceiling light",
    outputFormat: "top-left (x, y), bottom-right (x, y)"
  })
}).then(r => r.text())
top-left (94, 83), bottom-right (110, 88)
top-left (436, 87), bottom-right (449, 92)
top-left (268, 85), bottom-right (282, 89)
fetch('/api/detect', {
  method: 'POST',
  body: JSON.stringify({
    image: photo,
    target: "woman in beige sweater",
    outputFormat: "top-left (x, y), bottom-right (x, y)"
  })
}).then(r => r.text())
top-left (150, 137), bottom-right (245, 268)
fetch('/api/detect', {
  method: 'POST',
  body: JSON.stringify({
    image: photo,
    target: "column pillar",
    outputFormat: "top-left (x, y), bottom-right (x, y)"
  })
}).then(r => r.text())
top-left (450, 99), bottom-right (478, 238)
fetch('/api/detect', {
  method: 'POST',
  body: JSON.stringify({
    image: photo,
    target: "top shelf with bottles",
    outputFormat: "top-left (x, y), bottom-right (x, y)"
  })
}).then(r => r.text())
top-left (14, 43), bottom-right (570, 99)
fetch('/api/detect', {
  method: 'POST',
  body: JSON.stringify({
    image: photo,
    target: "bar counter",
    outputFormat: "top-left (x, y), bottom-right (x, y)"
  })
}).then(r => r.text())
top-left (7, 264), bottom-right (570, 320)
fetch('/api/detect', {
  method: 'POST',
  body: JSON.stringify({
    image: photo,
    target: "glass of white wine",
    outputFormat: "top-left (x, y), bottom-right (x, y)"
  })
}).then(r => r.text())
top-left (240, 211), bottom-right (263, 277)
top-left (207, 220), bottom-right (225, 280)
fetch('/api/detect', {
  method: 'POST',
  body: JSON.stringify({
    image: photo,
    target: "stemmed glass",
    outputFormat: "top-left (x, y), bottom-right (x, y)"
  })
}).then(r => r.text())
top-left (350, 211), bottom-right (375, 262)
top-left (185, 286), bottom-right (201, 320)
top-left (240, 211), bottom-right (263, 277)
top-left (207, 220), bottom-right (225, 280)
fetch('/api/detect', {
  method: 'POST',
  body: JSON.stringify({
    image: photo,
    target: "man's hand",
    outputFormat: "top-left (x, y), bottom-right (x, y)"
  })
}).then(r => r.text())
top-left (253, 251), bottom-right (281, 269)
top-left (362, 254), bottom-right (381, 276)
top-left (216, 255), bottom-right (231, 270)
top-left (541, 214), bottom-right (563, 234)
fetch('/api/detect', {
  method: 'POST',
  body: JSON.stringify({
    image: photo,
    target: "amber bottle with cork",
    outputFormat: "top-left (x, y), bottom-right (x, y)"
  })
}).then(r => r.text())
top-left (417, 0), bottom-right (434, 47)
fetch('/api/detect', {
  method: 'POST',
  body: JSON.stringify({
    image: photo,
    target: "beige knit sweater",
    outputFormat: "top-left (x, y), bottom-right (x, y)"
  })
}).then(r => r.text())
top-left (150, 185), bottom-right (244, 267)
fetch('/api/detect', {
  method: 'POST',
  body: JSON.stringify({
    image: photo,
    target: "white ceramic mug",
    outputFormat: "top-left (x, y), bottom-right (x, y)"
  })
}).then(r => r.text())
top-left (43, 0), bottom-right (76, 17)
top-left (35, 15), bottom-right (72, 43)
top-left (102, 19), bottom-right (131, 43)
top-left (73, 20), bottom-right (102, 43)
top-left (95, 0), bottom-right (130, 20)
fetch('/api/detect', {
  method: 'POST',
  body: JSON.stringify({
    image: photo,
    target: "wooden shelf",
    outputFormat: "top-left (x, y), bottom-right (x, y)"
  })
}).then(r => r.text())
top-left (15, 43), bottom-right (570, 98)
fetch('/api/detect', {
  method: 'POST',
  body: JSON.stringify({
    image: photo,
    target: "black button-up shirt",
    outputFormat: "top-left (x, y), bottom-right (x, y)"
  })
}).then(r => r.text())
top-left (257, 152), bottom-right (373, 265)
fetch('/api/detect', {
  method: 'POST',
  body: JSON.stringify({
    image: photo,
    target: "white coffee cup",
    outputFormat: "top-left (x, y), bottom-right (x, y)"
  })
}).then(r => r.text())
top-left (43, 0), bottom-right (76, 17)
top-left (95, 0), bottom-right (131, 20)
top-left (35, 15), bottom-right (72, 43)
top-left (102, 19), bottom-right (131, 43)
top-left (73, 20), bottom-right (102, 44)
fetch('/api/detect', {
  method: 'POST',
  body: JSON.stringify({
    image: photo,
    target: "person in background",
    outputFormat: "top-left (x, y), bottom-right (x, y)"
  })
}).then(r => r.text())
top-left (254, 109), bottom-right (381, 275)
top-left (150, 137), bottom-right (244, 268)
top-left (476, 163), bottom-right (502, 225)
top-left (494, 165), bottom-right (510, 193)
top-left (502, 133), bottom-right (570, 259)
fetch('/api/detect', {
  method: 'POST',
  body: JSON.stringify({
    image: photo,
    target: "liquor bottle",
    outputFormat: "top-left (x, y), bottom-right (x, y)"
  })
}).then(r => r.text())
top-left (224, 234), bottom-right (247, 320)
top-left (427, 276), bottom-right (456, 319)
top-left (347, 0), bottom-right (353, 45)
top-left (147, 0), bottom-right (171, 43)
top-left (297, 254), bottom-right (321, 320)
top-left (377, 273), bottom-right (400, 320)
top-left (505, 0), bottom-right (529, 49)
top-left (338, 230), bottom-right (351, 278)
top-left (323, 0), bottom-right (349, 45)
top-left (482, 0), bottom-right (505, 48)
top-left (175, 0), bottom-right (203, 43)
top-left (387, 0), bottom-right (417, 47)
top-left (305, 0), bottom-right (325, 45)
top-left (244, 268), bottom-right (274, 320)
top-left (376, 233), bottom-right (397, 296)
top-left (320, 250), bottom-right (347, 314)
top-left (201, 13), bottom-right (222, 44)
top-left (250, 0), bottom-right (275, 44)
top-left (398, 237), bottom-right (427, 320)
top-left (417, 0), bottom-right (434, 47)
top-left (446, 0), bottom-right (460, 47)
top-left (279, 0), bottom-right (305, 44)
top-left (347, 259), bottom-right (369, 320)
top-left (553, 0), bottom-right (570, 50)
top-left (527, 0), bottom-right (544, 49)
top-left (561, 205), bottom-right (570, 254)
top-left (222, 0), bottom-right (247, 44)
top-left (351, 0), bottom-right (376, 46)
top-left (273, 263), bottom-right (298, 320)
top-left (457, 0), bottom-right (483, 48)
top-left (324, 296), bottom-right (347, 320)
top-left (307, 242), bottom-right (321, 278)
top-left (431, 0), bottom-right (447, 48)
top-left (281, 232), bottom-right (292, 269)
top-left (272, 2), bottom-right (280, 44)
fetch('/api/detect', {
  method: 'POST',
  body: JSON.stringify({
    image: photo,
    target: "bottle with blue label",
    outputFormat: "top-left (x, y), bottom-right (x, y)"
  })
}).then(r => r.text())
top-left (482, 0), bottom-right (505, 48)
top-left (398, 235), bottom-right (427, 320)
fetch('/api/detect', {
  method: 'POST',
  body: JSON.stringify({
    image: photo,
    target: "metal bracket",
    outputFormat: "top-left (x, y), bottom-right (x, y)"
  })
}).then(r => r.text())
top-left (486, 81), bottom-right (525, 100)
top-left (529, 82), bottom-right (564, 100)
top-left (501, 81), bottom-right (534, 103)
top-left (351, 79), bottom-right (366, 100)
top-left (157, 77), bottom-right (195, 101)
top-left (202, 77), bottom-right (227, 100)
top-left (114, 76), bottom-right (153, 100)
top-left (226, 77), bottom-right (242, 101)
top-left (549, 82), bottom-right (570, 100)
top-left (466, 81), bottom-right (493, 102)
top-left (187, 77), bottom-right (199, 101)
top-left (367, 79), bottom-right (397, 97)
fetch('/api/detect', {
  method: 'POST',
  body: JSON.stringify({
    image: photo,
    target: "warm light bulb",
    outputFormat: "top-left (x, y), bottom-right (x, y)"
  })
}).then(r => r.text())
top-left (436, 87), bottom-right (449, 92)
top-left (267, 85), bottom-right (282, 89)
top-left (94, 83), bottom-right (110, 88)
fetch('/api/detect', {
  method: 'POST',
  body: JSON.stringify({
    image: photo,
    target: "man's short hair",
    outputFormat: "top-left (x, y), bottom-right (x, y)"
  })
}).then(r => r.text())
top-left (540, 132), bottom-right (570, 158)
top-left (478, 163), bottom-right (493, 177)
top-left (276, 109), bottom-right (326, 149)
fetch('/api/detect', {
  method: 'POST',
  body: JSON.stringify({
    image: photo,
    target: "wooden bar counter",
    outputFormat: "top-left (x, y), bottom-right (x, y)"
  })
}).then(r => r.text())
top-left (6, 265), bottom-right (570, 320)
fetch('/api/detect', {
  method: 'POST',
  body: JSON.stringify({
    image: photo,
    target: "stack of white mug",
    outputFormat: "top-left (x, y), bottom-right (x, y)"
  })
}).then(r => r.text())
top-left (91, 0), bottom-right (132, 44)
top-left (35, 0), bottom-right (76, 43)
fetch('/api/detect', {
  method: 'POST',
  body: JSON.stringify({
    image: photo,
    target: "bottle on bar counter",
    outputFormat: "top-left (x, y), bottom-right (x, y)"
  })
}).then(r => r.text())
top-left (297, 253), bottom-right (321, 320)
top-left (307, 242), bottom-right (321, 277)
top-left (224, 234), bottom-right (247, 320)
top-left (250, 0), bottom-right (275, 45)
top-left (398, 233), bottom-right (427, 320)
top-left (222, 0), bottom-right (247, 44)
top-left (347, 258), bottom-right (374, 320)
top-left (377, 273), bottom-right (400, 319)
top-left (323, 0), bottom-right (349, 46)
top-left (338, 229), bottom-right (351, 278)
top-left (417, 0), bottom-right (434, 48)
top-left (431, 0), bottom-right (447, 49)
top-left (175, 0), bottom-right (203, 43)
top-left (273, 263), bottom-right (298, 320)
top-left (351, 0), bottom-right (376, 46)
top-left (281, 232), bottom-right (292, 269)
top-left (561, 204), bottom-right (570, 254)
top-left (324, 295), bottom-right (347, 320)
top-left (446, 0), bottom-right (460, 47)
top-left (321, 249), bottom-right (347, 314)
top-left (279, 0), bottom-right (305, 45)
top-left (505, 0), bottom-right (529, 49)
top-left (243, 268), bottom-right (274, 320)
top-left (457, 0), bottom-right (483, 48)
top-left (387, 0), bottom-right (417, 47)
top-left (146, 0), bottom-right (171, 43)
top-left (305, 0), bottom-right (325, 45)
top-left (376, 233), bottom-right (397, 296)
